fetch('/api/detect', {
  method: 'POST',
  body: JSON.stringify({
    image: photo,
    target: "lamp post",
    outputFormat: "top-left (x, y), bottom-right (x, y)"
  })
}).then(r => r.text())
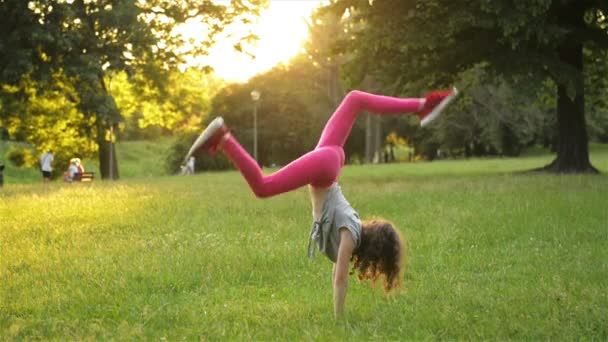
top-left (250, 90), bottom-right (261, 162)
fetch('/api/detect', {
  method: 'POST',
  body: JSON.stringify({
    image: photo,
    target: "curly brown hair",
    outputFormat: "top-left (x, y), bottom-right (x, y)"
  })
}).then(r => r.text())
top-left (350, 219), bottom-right (405, 292)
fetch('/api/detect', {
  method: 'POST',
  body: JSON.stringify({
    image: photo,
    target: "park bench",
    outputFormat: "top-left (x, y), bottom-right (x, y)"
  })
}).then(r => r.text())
top-left (73, 172), bottom-right (95, 182)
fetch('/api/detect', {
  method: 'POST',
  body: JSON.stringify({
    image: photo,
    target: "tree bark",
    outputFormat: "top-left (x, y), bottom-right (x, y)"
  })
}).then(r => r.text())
top-left (542, 82), bottom-right (598, 173)
top-left (365, 113), bottom-right (373, 163)
top-left (373, 114), bottom-right (382, 163)
top-left (97, 123), bottom-right (120, 180)
top-left (328, 63), bottom-right (341, 108)
top-left (540, 4), bottom-right (598, 174)
top-left (97, 73), bottom-right (120, 180)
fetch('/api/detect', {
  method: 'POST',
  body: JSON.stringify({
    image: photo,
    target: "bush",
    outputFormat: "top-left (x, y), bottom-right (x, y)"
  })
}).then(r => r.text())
top-left (6, 148), bottom-right (30, 168)
top-left (0, 127), bottom-right (8, 140)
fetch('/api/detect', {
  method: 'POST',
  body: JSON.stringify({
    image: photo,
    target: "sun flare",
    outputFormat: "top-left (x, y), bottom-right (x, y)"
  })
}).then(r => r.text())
top-left (178, 1), bottom-right (325, 83)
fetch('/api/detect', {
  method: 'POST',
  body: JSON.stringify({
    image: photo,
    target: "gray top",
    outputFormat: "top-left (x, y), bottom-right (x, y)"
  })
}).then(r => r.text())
top-left (307, 183), bottom-right (362, 262)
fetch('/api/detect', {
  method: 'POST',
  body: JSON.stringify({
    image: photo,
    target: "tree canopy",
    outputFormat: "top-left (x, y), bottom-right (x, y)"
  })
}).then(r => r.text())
top-left (323, 0), bottom-right (608, 172)
top-left (2, 1), bottom-right (607, 176)
top-left (0, 0), bottom-right (266, 178)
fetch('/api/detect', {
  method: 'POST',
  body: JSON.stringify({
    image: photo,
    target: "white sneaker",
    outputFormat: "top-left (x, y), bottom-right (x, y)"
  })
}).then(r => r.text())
top-left (184, 117), bottom-right (227, 161)
top-left (420, 87), bottom-right (459, 127)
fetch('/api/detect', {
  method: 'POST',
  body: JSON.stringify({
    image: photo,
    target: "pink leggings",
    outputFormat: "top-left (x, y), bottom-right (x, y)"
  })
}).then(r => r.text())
top-left (221, 90), bottom-right (423, 198)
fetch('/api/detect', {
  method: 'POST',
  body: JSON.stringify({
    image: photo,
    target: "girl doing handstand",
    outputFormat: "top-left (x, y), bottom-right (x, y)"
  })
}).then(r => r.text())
top-left (185, 88), bottom-right (458, 317)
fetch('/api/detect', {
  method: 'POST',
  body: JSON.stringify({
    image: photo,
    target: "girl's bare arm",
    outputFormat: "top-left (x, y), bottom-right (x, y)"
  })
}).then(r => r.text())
top-left (333, 228), bottom-right (354, 317)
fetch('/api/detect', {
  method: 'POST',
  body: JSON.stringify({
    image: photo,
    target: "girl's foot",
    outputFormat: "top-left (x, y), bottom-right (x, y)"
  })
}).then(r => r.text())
top-left (185, 117), bottom-right (229, 160)
top-left (418, 87), bottom-right (458, 127)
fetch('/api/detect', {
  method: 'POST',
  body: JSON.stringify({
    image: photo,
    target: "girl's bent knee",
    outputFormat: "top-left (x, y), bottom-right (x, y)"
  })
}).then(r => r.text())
top-left (252, 187), bottom-right (273, 199)
top-left (346, 90), bottom-right (364, 102)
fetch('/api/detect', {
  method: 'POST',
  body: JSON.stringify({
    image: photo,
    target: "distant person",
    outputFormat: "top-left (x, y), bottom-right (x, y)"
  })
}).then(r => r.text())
top-left (64, 158), bottom-right (80, 182)
top-left (75, 158), bottom-right (85, 174)
top-left (180, 156), bottom-right (195, 175)
top-left (185, 87), bottom-right (458, 317)
top-left (0, 163), bottom-right (4, 187)
top-left (40, 150), bottom-right (54, 183)
top-left (436, 149), bottom-right (443, 160)
top-left (74, 157), bottom-right (85, 180)
top-left (184, 156), bottom-right (195, 175)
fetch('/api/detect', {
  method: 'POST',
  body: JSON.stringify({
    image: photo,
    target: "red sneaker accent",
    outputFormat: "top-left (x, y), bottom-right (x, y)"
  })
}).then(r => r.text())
top-left (418, 87), bottom-right (458, 127)
top-left (206, 125), bottom-right (229, 156)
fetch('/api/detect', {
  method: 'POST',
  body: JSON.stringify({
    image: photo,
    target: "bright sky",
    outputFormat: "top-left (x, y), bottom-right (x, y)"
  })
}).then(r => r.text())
top-left (179, 1), bottom-right (325, 83)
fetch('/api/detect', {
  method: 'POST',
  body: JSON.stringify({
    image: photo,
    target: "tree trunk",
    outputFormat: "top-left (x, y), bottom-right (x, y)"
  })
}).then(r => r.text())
top-left (360, 76), bottom-right (384, 164)
top-left (543, 84), bottom-right (598, 173)
top-left (365, 113), bottom-right (373, 163)
top-left (97, 72), bottom-right (120, 180)
top-left (97, 123), bottom-right (120, 180)
top-left (541, 56), bottom-right (597, 172)
top-left (364, 113), bottom-right (383, 163)
top-left (328, 63), bottom-right (341, 108)
top-left (540, 4), bottom-right (598, 173)
top-left (373, 114), bottom-right (382, 163)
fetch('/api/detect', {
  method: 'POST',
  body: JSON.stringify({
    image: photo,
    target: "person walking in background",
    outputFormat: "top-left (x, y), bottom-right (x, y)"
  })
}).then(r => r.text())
top-left (185, 87), bottom-right (458, 317)
top-left (185, 156), bottom-right (195, 175)
top-left (180, 156), bottom-right (195, 175)
top-left (40, 150), bottom-right (54, 183)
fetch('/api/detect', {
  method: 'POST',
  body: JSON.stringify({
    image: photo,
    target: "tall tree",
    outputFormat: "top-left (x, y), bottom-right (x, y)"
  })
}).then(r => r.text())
top-left (325, 0), bottom-right (608, 173)
top-left (0, 0), bottom-right (266, 179)
top-left (304, 5), bottom-right (347, 107)
top-left (304, 4), bottom-right (388, 163)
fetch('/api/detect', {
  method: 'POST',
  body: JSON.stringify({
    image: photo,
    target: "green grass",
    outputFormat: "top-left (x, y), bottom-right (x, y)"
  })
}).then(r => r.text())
top-left (114, 138), bottom-right (173, 179)
top-left (0, 139), bottom-right (172, 184)
top-left (1, 147), bottom-right (607, 339)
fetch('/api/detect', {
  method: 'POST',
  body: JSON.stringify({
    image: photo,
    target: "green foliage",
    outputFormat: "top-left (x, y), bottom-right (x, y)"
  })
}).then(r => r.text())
top-left (384, 132), bottom-right (414, 162)
top-left (161, 69), bottom-right (226, 133)
top-left (430, 66), bottom-right (550, 158)
top-left (0, 0), bottom-right (267, 178)
top-left (111, 69), bottom-right (226, 141)
top-left (326, 0), bottom-right (607, 91)
top-left (1, 149), bottom-right (607, 339)
top-left (303, 4), bottom-right (351, 105)
top-left (586, 49), bottom-right (608, 142)
top-left (1, 73), bottom-right (98, 173)
top-left (6, 147), bottom-right (29, 168)
top-left (323, 0), bottom-right (608, 171)
top-left (0, 141), bottom-right (40, 184)
top-left (206, 58), bottom-right (332, 168)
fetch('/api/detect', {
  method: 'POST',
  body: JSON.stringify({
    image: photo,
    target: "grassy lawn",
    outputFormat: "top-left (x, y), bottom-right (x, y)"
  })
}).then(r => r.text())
top-left (1, 145), bottom-right (607, 339)
top-left (0, 138), bottom-right (173, 184)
